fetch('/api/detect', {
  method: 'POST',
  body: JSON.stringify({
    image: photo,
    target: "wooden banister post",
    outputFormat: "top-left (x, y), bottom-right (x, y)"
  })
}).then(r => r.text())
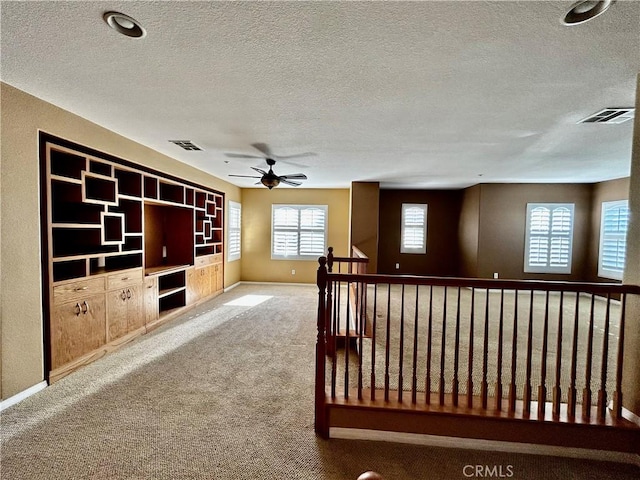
top-left (315, 256), bottom-right (329, 438)
top-left (327, 247), bottom-right (334, 273)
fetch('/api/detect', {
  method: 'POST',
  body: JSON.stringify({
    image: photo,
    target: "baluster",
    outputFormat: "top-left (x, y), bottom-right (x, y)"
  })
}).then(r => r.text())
top-left (597, 294), bottom-right (611, 421)
top-left (357, 281), bottom-right (363, 400)
top-left (538, 291), bottom-right (550, 417)
top-left (452, 287), bottom-right (461, 407)
top-left (524, 291), bottom-right (534, 415)
top-left (398, 284), bottom-right (406, 403)
top-left (495, 289), bottom-right (505, 411)
top-left (331, 279), bottom-right (339, 399)
top-left (344, 281), bottom-right (351, 400)
top-left (384, 284), bottom-right (391, 402)
top-left (552, 291), bottom-right (564, 417)
top-left (412, 286), bottom-right (420, 404)
top-left (425, 285), bottom-right (433, 405)
top-left (315, 257), bottom-right (328, 436)
top-left (508, 290), bottom-right (519, 414)
top-left (613, 293), bottom-right (627, 418)
top-left (568, 292), bottom-right (580, 418)
top-left (481, 288), bottom-right (490, 410)
top-left (439, 286), bottom-right (448, 406)
top-left (371, 284), bottom-right (378, 401)
top-left (583, 294), bottom-right (596, 419)
top-left (467, 287), bottom-right (475, 408)
top-left (326, 275), bottom-right (334, 357)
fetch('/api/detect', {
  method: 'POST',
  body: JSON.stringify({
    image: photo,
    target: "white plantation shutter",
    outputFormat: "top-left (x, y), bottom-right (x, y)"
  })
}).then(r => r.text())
top-left (401, 204), bottom-right (427, 254)
top-left (599, 200), bottom-right (629, 280)
top-left (228, 201), bottom-right (241, 261)
top-left (272, 205), bottom-right (327, 259)
top-left (524, 203), bottom-right (574, 274)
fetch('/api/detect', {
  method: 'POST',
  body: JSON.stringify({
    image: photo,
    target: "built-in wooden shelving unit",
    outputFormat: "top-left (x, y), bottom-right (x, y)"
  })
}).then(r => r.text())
top-left (40, 133), bottom-right (225, 383)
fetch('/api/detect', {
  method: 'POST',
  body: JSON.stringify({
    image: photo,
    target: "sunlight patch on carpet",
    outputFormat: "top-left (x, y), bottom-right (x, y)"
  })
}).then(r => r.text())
top-left (224, 294), bottom-right (273, 307)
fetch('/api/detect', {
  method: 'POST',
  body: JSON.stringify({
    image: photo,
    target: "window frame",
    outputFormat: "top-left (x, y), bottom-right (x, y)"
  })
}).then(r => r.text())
top-left (271, 204), bottom-right (328, 260)
top-left (400, 203), bottom-right (427, 254)
top-left (598, 199), bottom-right (629, 281)
top-left (227, 200), bottom-right (241, 262)
top-left (523, 202), bottom-right (575, 274)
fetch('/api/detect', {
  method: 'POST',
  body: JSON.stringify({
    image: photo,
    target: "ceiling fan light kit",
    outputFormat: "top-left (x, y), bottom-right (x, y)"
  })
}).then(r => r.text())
top-left (226, 144), bottom-right (311, 189)
top-left (562, 0), bottom-right (614, 25)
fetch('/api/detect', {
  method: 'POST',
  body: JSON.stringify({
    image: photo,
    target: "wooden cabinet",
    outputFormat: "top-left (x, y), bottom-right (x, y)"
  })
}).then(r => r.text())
top-left (42, 135), bottom-right (225, 382)
top-left (143, 276), bottom-right (159, 325)
top-left (50, 293), bottom-right (106, 369)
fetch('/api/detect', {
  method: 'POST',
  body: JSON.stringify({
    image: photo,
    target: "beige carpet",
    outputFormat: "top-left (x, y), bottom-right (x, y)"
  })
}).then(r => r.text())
top-left (1, 284), bottom-right (638, 479)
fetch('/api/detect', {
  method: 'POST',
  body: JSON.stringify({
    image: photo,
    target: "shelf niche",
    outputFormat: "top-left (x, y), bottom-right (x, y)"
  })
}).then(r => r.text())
top-left (144, 203), bottom-right (194, 270)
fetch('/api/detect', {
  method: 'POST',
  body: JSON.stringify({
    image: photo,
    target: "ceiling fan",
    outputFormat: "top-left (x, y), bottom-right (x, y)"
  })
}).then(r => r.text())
top-left (225, 143), bottom-right (314, 189)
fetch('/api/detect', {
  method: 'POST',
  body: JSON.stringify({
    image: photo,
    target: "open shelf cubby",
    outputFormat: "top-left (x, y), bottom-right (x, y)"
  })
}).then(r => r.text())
top-left (53, 259), bottom-right (87, 282)
top-left (108, 199), bottom-right (142, 234)
top-left (158, 181), bottom-right (184, 204)
top-left (52, 181), bottom-right (104, 224)
top-left (144, 176), bottom-right (158, 199)
top-left (50, 149), bottom-right (86, 180)
top-left (89, 160), bottom-right (112, 177)
top-left (144, 203), bottom-right (194, 270)
top-left (83, 172), bottom-right (118, 205)
top-left (115, 168), bottom-right (143, 198)
top-left (52, 228), bottom-right (120, 257)
top-left (159, 289), bottom-right (186, 314)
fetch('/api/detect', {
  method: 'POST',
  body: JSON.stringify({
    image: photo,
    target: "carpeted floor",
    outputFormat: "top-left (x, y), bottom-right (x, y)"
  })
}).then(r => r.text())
top-left (1, 284), bottom-right (638, 479)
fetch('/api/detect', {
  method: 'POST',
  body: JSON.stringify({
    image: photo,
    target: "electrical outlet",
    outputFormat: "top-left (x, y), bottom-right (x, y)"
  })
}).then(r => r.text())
top-left (291, 269), bottom-right (296, 275)
top-left (493, 272), bottom-right (499, 279)
top-left (395, 263), bottom-right (400, 270)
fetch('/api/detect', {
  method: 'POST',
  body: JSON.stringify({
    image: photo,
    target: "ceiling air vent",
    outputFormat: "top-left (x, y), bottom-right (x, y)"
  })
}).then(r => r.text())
top-left (578, 108), bottom-right (635, 124)
top-left (169, 140), bottom-right (202, 151)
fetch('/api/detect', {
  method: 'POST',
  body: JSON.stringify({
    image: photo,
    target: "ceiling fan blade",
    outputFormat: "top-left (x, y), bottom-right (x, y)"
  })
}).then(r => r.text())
top-left (274, 152), bottom-right (317, 160)
top-left (279, 173), bottom-right (308, 180)
top-left (279, 179), bottom-right (302, 187)
top-left (228, 174), bottom-right (262, 178)
top-left (250, 167), bottom-right (268, 175)
top-left (251, 143), bottom-right (273, 157)
top-left (224, 153), bottom-right (265, 159)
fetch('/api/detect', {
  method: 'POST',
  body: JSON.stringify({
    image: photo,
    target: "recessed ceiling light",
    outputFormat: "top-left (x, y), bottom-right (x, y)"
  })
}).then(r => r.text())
top-left (562, 1), bottom-right (614, 26)
top-left (103, 11), bottom-right (146, 38)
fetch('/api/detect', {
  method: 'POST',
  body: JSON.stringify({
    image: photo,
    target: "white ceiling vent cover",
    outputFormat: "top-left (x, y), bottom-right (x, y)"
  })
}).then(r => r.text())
top-left (578, 108), bottom-right (635, 124)
top-left (169, 140), bottom-right (202, 151)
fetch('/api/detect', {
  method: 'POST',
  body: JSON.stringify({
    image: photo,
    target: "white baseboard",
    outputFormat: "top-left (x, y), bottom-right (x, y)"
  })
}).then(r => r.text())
top-left (223, 282), bottom-right (241, 292)
top-left (0, 381), bottom-right (48, 411)
top-left (330, 428), bottom-right (640, 467)
top-left (237, 281), bottom-right (314, 287)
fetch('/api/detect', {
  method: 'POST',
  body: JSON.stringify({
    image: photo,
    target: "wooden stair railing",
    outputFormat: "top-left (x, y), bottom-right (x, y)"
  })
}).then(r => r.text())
top-left (315, 255), bottom-right (640, 451)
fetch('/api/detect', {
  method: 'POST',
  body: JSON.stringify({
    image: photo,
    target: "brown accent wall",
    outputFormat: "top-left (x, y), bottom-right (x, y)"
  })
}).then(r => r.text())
top-left (476, 183), bottom-right (592, 281)
top-left (377, 190), bottom-right (462, 275)
top-left (458, 185), bottom-right (481, 277)
top-left (587, 177), bottom-right (630, 282)
top-left (350, 182), bottom-right (380, 273)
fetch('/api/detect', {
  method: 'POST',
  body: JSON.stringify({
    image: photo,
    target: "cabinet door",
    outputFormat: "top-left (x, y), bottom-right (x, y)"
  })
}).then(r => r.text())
top-left (196, 266), bottom-right (211, 299)
top-left (50, 294), bottom-right (106, 369)
top-left (125, 284), bottom-right (144, 332)
top-left (214, 264), bottom-right (223, 294)
top-left (107, 289), bottom-right (129, 341)
top-left (144, 276), bottom-right (159, 325)
top-left (186, 267), bottom-right (200, 304)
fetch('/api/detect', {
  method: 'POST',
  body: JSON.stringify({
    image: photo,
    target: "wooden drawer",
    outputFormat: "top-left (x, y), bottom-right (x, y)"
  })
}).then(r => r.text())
top-left (107, 268), bottom-right (143, 290)
top-left (53, 277), bottom-right (105, 305)
top-left (211, 253), bottom-right (223, 265)
top-left (195, 253), bottom-right (223, 268)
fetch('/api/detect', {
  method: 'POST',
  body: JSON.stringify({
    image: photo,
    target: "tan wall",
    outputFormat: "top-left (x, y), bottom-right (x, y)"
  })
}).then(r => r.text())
top-left (0, 83), bottom-right (241, 399)
top-left (587, 177), bottom-right (630, 282)
top-left (476, 183), bottom-right (592, 281)
top-left (240, 188), bottom-right (350, 283)
top-left (350, 182), bottom-right (380, 273)
top-left (622, 75), bottom-right (640, 415)
top-left (458, 185), bottom-right (481, 278)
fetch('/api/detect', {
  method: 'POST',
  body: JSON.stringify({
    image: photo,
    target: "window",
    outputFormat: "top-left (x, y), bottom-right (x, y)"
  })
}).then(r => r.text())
top-left (227, 201), bottom-right (241, 261)
top-left (524, 203), bottom-right (574, 274)
top-left (401, 203), bottom-right (427, 254)
top-left (598, 200), bottom-right (629, 280)
top-left (271, 205), bottom-right (327, 260)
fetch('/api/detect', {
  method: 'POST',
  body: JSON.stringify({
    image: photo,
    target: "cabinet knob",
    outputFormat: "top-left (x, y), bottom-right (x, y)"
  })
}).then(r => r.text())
top-left (121, 277), bottom-right (130, 281)
top-left (126, 288), bottom-right (132, 299)
top-left (120, 290), bottom-right (127, 301)
top-left (75, 302), bottom-right (81, 316)
top-left (82, 301), bottom-right (89, 315)
top-left (74, 286), bottom-right (88, 291)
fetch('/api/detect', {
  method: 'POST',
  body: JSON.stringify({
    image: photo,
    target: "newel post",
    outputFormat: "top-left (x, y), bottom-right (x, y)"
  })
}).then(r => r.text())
top-left (315, 256), bottom-right (329, 438)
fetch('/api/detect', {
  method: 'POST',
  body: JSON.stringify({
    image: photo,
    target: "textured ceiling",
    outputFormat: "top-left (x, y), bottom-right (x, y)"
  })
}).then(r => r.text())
top-left (1, 1), bottom-right (639, 189)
